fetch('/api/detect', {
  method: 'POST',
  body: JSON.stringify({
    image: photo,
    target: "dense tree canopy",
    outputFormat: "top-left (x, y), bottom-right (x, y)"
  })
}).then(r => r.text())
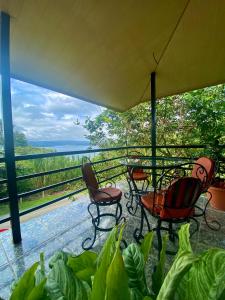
top-left (0, 120), bottom-right (28, 148)
top-left (84, 84), bottom-right (225, 157)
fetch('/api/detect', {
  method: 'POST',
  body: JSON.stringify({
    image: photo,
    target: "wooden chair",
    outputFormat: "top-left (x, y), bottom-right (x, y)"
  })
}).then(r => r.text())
top-left (81, 162), bottom-right (123, 250)
top-left (125, 151), bottom-right (150, 215)
top-left (133, 163), bottom-right (206, 257)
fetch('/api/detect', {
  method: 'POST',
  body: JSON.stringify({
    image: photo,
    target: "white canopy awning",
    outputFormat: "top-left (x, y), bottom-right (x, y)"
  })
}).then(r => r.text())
top-left (0, 0), bottom-right (225, 111)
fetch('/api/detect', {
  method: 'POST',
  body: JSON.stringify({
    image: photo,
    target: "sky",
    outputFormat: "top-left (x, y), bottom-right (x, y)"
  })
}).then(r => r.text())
top-left (9, 79), bottom-right (104, 141)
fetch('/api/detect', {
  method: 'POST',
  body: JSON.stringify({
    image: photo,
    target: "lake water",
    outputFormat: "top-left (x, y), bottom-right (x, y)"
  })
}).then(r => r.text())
top-left (40, 143), bottom-right (99, 158)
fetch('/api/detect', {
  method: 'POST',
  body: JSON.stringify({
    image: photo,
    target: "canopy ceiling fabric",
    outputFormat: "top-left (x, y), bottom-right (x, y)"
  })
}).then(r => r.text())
top-left (0, 0), bottom-right (225, 111)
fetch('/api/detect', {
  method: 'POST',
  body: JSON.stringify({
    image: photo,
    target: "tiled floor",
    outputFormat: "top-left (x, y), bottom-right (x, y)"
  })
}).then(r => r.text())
top-left (0, 181), bottom-right (224, 299)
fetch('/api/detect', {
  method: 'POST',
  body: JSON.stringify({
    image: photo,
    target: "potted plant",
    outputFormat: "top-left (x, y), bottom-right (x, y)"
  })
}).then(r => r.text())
top-left (207, 139), bottom-right (225, 211)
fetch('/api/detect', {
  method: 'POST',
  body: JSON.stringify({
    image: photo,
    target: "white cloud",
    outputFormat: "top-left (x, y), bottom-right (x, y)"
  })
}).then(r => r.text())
top-left (11, 79), bottom-right (102, 141)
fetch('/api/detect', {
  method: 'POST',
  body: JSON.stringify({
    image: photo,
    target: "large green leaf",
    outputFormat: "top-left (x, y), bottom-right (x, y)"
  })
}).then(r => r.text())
top-left (140, 231), bottom-right (154, 264)
top-left (129, 288), bottom-right (143, 300)
top-left (105, 225), bottom-right (130, 300)
top-left (91, 226), bottom-right (118, 300)
top-left (177, 224), bottom-right (192, 255)
top-left (48, 251), bottom-right (69, 268)
top-left (67, 251), bottom-right (97, 286)
top-left (46, 259), bottom-right (90, 300)
top-left (35, 253), bottom-right (46, 285)
top-left (123, 243), bottom-right (148, 297)
top-left (175, 248), bottom-right (225, 300)
top-left (96, 226), bottom-right (117, 268)
top-left (156, 224), bottom-right (198, 300)
top-left (27, 279), bottom-right (48, 300)
top-left (152, 234), bottom-right (168, 296)
top-left (10, 262), bottom-right (39, 300)
top-left (156, 252), bottom-right (198, 300)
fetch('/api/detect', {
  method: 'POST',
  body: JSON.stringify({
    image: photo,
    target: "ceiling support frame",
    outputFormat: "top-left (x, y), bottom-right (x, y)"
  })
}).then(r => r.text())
top-left (150, 72), bottom-right (157, 188)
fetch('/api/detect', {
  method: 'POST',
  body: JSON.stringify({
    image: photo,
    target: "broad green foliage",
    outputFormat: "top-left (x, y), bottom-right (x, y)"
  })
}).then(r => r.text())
top-left (123, 244), bottom-right (148, 298)
top-left (91, 226), bottom-right (118, 300)
top-left (7, 224), bottom-right (225, 300)
top-left (140, 231), bottom-right (154, 264)
top-left (67, 251), bottom-right (97, 286)
top-left (105, 225), bottom-right (130, 300)
top-left (157, 224), bottom-right (225, 300)
top-left (10, 262), bottom-right (46, 300)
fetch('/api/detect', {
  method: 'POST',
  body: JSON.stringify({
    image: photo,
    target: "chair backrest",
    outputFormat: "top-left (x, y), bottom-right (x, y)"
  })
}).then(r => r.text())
top-left (81, 163), bottom-right (99, 198)
top-left (128, 151), bottom-right (144, 174)
top-left (192, 157), bottom-right (215, 190)
top-left (164, 177), bottom-right (202, 209)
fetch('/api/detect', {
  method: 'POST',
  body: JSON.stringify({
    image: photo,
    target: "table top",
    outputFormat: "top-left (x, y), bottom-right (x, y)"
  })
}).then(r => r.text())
top-left (121, 157), bottom-right (184, 170)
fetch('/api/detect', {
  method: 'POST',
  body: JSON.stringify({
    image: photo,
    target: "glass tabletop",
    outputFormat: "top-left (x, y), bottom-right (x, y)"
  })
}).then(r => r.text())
top-left (121, 157), bottom-right (183, 170)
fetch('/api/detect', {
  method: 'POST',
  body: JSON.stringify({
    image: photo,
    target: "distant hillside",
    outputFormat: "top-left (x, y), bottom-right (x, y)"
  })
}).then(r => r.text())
top-left (28, 140), bottom-right (89, 147)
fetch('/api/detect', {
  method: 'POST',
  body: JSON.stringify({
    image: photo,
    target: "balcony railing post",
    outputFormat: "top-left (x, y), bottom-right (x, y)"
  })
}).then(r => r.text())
top-left (150, 72), bottom-right (157, 187)
top-left (0, 12), bottom-right (21, 243)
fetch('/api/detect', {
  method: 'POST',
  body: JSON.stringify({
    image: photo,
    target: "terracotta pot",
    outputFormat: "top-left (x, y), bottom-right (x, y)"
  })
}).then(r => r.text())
top-left (208, 185), bottom-right (225, 211)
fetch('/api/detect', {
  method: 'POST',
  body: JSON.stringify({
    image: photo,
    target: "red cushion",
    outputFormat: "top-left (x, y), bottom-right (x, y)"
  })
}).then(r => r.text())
top-left (132, 171), bottom-right (148, 181)
top-left (94, 187), bottom-right (122, 202)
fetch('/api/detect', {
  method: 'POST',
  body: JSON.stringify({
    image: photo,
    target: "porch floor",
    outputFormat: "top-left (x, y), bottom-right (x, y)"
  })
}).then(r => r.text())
top-left (0, 181), bottom-right (225, 299)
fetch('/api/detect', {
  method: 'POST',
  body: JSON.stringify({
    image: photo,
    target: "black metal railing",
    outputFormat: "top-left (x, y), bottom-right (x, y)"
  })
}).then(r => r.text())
top-left (0, 144), bottom-right (224, 225)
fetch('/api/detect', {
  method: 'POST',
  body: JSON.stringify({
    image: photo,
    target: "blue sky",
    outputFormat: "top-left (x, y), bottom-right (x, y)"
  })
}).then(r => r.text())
top-left (10, 79), bottom-right (103, 141)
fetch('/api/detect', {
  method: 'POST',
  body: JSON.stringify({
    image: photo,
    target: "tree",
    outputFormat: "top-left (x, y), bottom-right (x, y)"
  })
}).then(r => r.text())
top-left (14, 131), bottom-right (28, 147)
top-left (0, 120), bottom-right (28, 147)
top-left (84, 84), bottom-right (225, 157)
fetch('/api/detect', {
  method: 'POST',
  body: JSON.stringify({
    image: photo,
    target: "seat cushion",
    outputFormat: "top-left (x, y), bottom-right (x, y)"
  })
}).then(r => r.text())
top-left (94, 187), bottom-right (122, 202)
top-left (132, 171), bottom-right (148, 181)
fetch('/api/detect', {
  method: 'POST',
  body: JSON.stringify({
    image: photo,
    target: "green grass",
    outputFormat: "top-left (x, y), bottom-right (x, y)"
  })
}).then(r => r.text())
top-left (0, 191), bottom-right (77, 218)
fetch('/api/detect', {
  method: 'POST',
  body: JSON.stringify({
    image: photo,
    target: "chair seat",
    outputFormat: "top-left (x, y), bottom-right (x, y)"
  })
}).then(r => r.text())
top-left (141, 191), bottom-right (194, 219)
top-left (132, 171), bottom-right (148, 181)
top-left (94, 187), bottom-right (122, 202)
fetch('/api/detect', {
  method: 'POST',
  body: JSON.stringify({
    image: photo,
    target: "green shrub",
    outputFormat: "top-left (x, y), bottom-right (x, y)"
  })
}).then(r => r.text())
top-left (8, 224), bottom-right (225, 300)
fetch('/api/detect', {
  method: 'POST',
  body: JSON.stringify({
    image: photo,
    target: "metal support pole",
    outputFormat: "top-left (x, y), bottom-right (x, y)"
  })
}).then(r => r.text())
top-left (150, 72), bottom-right (157, 187)
top-left (0, 12), bottom-right (21, 243)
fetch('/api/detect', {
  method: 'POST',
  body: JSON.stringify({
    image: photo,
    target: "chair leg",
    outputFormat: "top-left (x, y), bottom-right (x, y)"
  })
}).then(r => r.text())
top-left (156, 219), bottom-right (162, 261)
top-left (133, 206), bottom-right (145, 243)
top-left (202, 191), bottom-right (221, 231)
top-left (142, 178), bottom-right (150, 192)
top-left (96, 205), bottom-right (100, 226)
top-left (126, 178), bottom-right (138, 216)
top-left (116, 202), bottom-right (122, 224)
top-left (189, 217), bottom-right (200, 237)
top-left (82, 203), bottom-right (98, 250)
top-left (168, 221), bottom-right (175, 242)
